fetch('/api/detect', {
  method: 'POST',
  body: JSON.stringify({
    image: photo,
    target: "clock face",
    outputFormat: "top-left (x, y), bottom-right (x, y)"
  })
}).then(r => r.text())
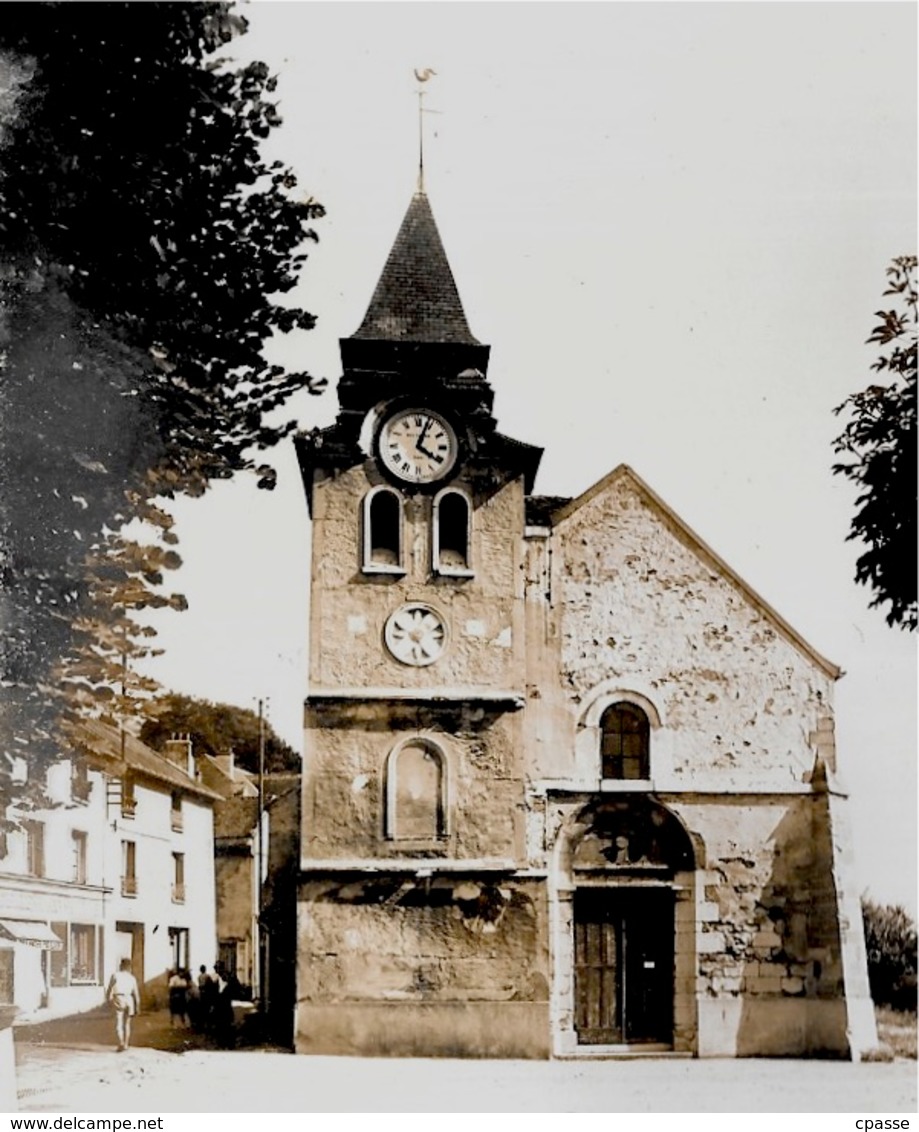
top-left (384, 604), bottom-right (447, 666)
top-left (378, 408), bottom-right (458, 484)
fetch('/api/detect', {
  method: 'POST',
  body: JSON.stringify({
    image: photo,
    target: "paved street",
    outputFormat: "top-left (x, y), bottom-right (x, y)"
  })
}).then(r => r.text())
top-left (10, 1009), bottom-right (917, 1113)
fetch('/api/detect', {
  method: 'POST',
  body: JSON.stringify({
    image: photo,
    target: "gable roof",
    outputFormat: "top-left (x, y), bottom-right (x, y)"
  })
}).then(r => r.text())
top-left (350, 192), bottom-right (480, 345)
top-left (551, 464), bottom-right (841, 679)
top-left (73, 718), bottom-right (223, 802)
top-left (198, 752), bottom-right (258, 800)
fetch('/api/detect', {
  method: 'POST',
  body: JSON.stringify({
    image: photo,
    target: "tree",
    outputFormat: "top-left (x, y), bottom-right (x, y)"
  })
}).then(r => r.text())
top-left (0, 4), bottom-right (324, 823)
top-left (862, 899), bottom-right (918, 1012)
top-left (833, 255), bottom-right (917, 631)
top-left (140, 693), bottom-right (299, 775)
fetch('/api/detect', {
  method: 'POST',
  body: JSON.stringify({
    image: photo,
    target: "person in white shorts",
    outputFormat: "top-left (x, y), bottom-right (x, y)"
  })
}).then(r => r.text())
top-left (106, 958), bottom-right (140, 1051)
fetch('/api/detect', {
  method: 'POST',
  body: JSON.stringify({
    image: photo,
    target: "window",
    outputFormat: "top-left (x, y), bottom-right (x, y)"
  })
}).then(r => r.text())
top-left (362, 486), bottom-right (404, 573)
top-left (121, 840), bottom-right (137, 897)
top-left (433, 488), bottom-right (472, 575)
top-left (24, 822), bottom-right (45, 878)
top-left (168, 927), bottom-right (189, 971)
top-left (386, 739), bottom-right (447, 841)
top-left (71, 758), bottom-right (91, 804)
top-left (172, 853), bottom-right (185, 904)
top-left (218, 940), bottom-right (239, 979)
top-left (72, 831), bottom-right (88, 886)
top-left (121, 776), bottom-right (137, 819)
top-left (50, 922), bottom-right (69, 987)
top-left (600, 704), bottom-right (651, 780)
top-left (171, 791), bottom-right (183, 832)
top-left (70, 924), bottom-right (99, 983)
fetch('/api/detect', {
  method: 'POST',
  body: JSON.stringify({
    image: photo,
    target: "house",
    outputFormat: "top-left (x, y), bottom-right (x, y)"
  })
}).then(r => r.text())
top-left (198, 751), bottom-right (261, 996)
top-left (198, 752), bottom-right (300, 1033)
top-left (76, 721), bottom-right (220, 1009)
top-left (291, 185), bottom-right (877, 1059)
top-left (0, 751), bottom-right (107, 1018)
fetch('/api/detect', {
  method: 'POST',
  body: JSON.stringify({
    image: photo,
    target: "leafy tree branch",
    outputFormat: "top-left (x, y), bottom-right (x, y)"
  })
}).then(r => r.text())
top-left (833, 255), bottom-right (917, 631)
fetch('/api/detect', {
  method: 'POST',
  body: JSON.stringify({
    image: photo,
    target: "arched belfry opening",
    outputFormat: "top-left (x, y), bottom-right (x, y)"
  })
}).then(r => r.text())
top-left (553, 797), bottom-right (698, 1054)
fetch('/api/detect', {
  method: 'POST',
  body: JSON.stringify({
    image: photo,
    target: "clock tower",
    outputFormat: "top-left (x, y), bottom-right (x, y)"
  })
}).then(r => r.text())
top-left (293, 188), bottom-right (549, 1057)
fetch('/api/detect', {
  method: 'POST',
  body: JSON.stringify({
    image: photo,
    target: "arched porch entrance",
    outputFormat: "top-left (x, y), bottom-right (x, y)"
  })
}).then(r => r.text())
top-left (552, 796), bottom-right (697, 1055)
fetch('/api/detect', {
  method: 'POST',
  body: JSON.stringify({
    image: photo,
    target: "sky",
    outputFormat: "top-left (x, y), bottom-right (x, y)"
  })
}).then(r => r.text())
top-left (138, 2), bottom-right (917, 911)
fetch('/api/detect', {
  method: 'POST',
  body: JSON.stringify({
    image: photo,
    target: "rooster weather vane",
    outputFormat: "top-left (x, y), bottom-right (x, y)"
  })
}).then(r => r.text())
top-left (414, 67), bottom-right (439, 193)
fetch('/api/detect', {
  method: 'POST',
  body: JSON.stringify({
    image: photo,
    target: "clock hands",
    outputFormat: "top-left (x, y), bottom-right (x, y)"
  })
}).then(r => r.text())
top-left (415, 419), bottom-right (444, 463)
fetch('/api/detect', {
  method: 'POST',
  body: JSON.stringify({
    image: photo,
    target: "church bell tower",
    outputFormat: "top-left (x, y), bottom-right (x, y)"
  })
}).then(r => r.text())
top-left (292, 185), bottom-right (549, 1056)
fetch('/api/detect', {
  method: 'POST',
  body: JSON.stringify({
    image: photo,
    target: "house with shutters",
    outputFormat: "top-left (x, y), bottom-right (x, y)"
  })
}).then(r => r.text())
top-left (79, 721), bottom-right (219, 1009)
top-left (291, 180), bottom-right (877, 1059)
top-left (0, 722), bottom-right (219, 1018)
top-left (0, 750), bottom-right (106, 1018)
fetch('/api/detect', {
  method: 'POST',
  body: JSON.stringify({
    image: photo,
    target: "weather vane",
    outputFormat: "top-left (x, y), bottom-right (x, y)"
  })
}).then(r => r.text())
top-left (414, 67), bottom-right (437, 193)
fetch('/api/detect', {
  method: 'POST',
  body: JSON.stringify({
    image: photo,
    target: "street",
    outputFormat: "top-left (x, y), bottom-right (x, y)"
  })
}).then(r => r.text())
top-left (10, 1009), bottom-right (918, 1113)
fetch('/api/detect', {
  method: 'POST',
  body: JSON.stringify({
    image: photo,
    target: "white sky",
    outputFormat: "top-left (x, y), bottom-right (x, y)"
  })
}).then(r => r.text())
top-left (139, 2), bottom-right (917, 911)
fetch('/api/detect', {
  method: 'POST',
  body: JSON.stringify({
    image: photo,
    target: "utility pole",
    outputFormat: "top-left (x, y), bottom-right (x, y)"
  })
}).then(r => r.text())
top-left (256, 697), bottom-right (266, 1007)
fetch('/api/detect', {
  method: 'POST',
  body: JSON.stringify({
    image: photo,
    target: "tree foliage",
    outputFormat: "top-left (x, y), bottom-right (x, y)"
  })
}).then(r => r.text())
top-left (0, 4), bottom-right (324, 821)
top-left (833, 255), bottom-right (917, 631)
top-left (140, 693), bottom-right (299, 775)
top-left (862, 899), bottom-right (918, 1012)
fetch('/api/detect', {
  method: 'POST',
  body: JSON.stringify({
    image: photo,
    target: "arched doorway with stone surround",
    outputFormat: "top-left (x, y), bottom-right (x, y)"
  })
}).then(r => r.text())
top-left (550, 796), bottom-right (698, 1056)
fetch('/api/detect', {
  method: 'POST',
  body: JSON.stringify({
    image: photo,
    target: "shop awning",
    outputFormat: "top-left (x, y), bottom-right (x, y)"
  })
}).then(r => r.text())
top-left (0, 920), bottom-right (63, 949)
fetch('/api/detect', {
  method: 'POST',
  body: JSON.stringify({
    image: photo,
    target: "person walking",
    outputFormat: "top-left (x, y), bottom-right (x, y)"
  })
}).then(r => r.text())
top-left (106, 958), bottom-right (140, 1052)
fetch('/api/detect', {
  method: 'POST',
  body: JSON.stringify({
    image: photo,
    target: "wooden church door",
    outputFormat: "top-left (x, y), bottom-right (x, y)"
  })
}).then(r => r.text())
top-left (573, 887), bottom-right (674, 1044)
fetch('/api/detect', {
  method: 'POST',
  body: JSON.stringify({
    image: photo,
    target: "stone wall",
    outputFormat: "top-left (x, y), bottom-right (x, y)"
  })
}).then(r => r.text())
top-left (664, 793), bottom-right (869, 1055)
top-left (296, 876), bottom-right (549, 1057)
top-left (309, 464), bottom-right (526, 692)
top-left (544, 471), bottom-right (835, 790)
top-left (302, 703), bottom-right (525, 862)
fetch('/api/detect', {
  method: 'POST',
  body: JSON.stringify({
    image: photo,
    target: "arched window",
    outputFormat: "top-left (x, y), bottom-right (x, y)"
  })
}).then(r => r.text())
top-left (433, 488), bottom-right (472, 575)
top-left (362, 486), bottom-right (404, 573)
top-left (385, 739), bottom-right (447, 840)
top-left (600, 703), bottom-right (650, 780)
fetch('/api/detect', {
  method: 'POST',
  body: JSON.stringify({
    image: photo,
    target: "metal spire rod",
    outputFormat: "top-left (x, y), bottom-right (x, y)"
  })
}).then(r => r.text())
top-left (414, 68), bottom-right (437, 193)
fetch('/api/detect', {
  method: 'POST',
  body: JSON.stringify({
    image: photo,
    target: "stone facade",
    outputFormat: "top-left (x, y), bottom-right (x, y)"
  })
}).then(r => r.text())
top-left (293, 189), bottom-right (876, 1059)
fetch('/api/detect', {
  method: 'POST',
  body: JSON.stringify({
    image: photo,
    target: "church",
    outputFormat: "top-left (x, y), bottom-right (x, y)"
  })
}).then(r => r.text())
top-left (292, 181), bottom-right (877, 1059)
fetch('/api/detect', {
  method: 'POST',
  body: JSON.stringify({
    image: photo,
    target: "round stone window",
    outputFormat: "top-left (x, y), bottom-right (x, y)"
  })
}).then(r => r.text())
top-left (384, 603), bottom-right (447, 667)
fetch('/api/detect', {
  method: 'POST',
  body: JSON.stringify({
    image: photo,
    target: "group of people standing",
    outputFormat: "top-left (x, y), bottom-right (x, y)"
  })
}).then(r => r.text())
top-left (106, 959), bottom-right (242, 1051)
top-left (167, 964), bottom-right (240, 1044)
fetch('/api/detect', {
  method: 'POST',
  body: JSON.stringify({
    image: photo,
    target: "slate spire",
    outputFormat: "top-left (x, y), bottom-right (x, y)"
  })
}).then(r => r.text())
top-left (351, 191), bottom-right (480, 346)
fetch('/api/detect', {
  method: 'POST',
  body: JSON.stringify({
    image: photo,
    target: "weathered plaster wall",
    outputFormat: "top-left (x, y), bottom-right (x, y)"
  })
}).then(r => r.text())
top-left (543, 473), bottom-right (835, 789)
top-left (663, 793), bottom-right (869, 1055)
top-left (215, 853), bottom-right (253, 941)
top-left (668, 798), bottom-right (841, 995)
top-left (302, 704), bottom-right (525, 861)
top-left (296, 876), bottom-right (549, 1056)
top-left (309, 465), bottom-right (526, 691)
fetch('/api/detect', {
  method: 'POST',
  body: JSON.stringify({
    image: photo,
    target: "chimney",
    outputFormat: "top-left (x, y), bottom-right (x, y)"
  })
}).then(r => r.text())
top-left (164, 734), bottom-right (194, 777)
